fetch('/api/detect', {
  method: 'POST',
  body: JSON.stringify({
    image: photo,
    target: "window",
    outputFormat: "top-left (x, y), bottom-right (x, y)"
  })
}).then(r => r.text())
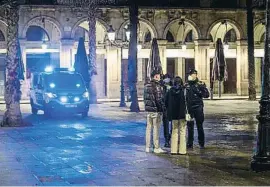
top-left (261, 33), bottom-right (265, 42)
top-left (144, 31), bottom-right (151, 43)
top-left (74, 27), bottom-right (88, 42)
top-left (185, 30), bottom-right (193, 42)
top-left (166, 31), bottom-right (175, 42)
top-left (26, 26), bottom-right (49, 41)
top-left (224, 29), bottom-right (237, 42)
top-left (0, 30), bottom-right (5, 41)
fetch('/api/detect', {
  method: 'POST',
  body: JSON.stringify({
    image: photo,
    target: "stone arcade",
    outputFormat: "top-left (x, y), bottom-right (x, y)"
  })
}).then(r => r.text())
top-left (0, 2), bottom-right (266, 100)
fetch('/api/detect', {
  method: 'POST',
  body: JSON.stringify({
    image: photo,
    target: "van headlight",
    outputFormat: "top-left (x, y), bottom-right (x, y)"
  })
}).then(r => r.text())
top-left (82, 92), bottom-right (89, 99)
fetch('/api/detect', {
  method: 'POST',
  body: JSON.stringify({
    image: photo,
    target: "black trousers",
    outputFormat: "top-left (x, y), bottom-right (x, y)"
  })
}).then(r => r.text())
top-left (163, 115), bottom-right (171, 143)
top-left (187, 107), bottom-right (205, 146)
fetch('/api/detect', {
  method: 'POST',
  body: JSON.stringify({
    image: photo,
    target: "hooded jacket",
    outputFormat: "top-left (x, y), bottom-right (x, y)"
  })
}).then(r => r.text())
top-left (144, 79), bottom-right (166, 113)
top-left (165, 85), bottom-right (186, 120)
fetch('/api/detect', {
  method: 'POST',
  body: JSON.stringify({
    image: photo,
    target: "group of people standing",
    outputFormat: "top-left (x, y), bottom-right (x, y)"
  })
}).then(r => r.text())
top-left (144, 68), bottom-right (209, 154)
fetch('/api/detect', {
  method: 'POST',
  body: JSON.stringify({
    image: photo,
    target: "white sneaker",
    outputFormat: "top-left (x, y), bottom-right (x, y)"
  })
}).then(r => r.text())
top-left (154, 148), bottom-right (166, 154)
top-left (145, 148), bottom-right (151, 153)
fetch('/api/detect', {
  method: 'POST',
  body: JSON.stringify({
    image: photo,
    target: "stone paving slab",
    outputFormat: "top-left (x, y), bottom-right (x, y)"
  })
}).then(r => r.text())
top-left (0, 100), bottom-right (269, 186)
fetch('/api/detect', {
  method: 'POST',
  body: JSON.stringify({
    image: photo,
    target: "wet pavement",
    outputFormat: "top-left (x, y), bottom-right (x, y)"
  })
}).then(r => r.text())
top-left (0, 100), bottom-right (269, 186)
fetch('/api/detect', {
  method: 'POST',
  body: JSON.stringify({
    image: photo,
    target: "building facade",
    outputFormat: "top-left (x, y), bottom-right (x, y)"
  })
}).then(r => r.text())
top-left (0, 1), bottom-right (266, 99)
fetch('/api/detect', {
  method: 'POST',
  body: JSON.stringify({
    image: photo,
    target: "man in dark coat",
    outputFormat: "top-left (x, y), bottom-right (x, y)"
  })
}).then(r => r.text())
top-left (185, 69), bottom-right (209, 149)
top-left (144, 69), bottom-right (166, 154)
top-left (165, 76), bottom-right (187, 154)
top-left (161, 74), bottom-right (172, 147)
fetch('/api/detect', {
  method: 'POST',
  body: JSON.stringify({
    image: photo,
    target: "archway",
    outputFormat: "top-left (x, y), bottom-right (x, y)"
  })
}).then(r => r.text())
top-left (72, 20), bottom-right (107, 44)
top-left (22, 16), bottom-right (62, 41)
top-left (72, 19), bottom-right (109, 99)
top-left (163, 18), bottom-right (200, 79)
top-left (117, 19), bottom-right (158, 43)
top-left (208, 20), bottom-right (242, 94)
top-left (208, 19), bottom-right (242, 42)
top-left (23, 17), bottom-right (62, 76)
top-left (26, 26), bottom-right (50, 41)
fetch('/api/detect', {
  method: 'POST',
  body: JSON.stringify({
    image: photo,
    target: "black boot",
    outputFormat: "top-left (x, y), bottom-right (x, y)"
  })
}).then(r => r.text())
top-left (164, 141), bottom-right (170, 148)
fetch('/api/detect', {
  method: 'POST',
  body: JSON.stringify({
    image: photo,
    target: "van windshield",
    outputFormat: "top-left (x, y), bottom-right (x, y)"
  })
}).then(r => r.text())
top-left (44, 73), bottom-right (85, 91)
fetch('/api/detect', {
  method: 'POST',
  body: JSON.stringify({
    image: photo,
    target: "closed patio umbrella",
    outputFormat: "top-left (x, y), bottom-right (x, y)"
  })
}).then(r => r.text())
top-left (147, 38), bottom-right (163, 82)
top-left (211, 38), bottom-right (228, 98)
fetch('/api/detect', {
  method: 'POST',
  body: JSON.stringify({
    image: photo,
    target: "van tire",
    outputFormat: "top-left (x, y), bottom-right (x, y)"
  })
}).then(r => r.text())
top-left (30, 99), bottom-right (38, 115)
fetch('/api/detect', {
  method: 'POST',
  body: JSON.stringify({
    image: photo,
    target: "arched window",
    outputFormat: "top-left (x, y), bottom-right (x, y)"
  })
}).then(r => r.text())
top-left (0, 30), bottom-right (4, 41)
top-left (210, 34), bottom-right (214, 42)
top-left (185, 30), bottom-right (193, 42)
top-left (224, 29), bottom-right (237, 42)
top-left (144, 31), bottom-right (152, 43)
top-left (166, 31), bottom-right (175, 42)
top-left (74, 27), bottom-right (88, 42)
top-left (26, 26), bottom-right (49, 41)
top-left (260, 33), bottom-right (265, 42)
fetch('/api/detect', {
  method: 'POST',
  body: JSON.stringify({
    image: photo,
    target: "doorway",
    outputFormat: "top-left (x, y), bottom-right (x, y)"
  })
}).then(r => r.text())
top-left (96, 54), bottom-right (107, 98)
top-left (167, 58), bottom-right (175, 78)
top-left (224, 58), bottom-right (237, 94)
top-left (184, 58), bottom-right (195, 82)
top-left (210, 58), bottom-right (237, 94)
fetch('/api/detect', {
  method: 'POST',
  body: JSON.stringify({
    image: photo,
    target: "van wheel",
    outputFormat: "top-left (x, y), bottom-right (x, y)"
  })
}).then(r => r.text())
top-left (30, 99), bottom-right (38, 115)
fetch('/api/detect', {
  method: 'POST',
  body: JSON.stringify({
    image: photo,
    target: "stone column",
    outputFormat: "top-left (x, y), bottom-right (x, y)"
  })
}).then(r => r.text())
top-left (255, 57), bottom-right (262, 94)
top-left (236, 40), bottom-right (248, 95)
top-left (60, 39), bottom-right (74, 68)
top-left (106, 46), bottom-right (121, 99)
top-left (194, 40), bottom-right (211, 87)
top-left (157, 40), bottom-right (168, 74)
top-left (175, 57), bottom-right (184, 78)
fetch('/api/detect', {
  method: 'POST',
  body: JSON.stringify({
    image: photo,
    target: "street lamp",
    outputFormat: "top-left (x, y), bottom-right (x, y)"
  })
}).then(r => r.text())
top-left (107, 25), bottom-right (130, 107)
top-left (251, 0), bottom-right (270, 172)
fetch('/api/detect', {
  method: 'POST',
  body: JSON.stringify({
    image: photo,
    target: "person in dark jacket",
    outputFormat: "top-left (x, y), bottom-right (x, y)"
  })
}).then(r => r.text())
top-left (166, 76), bottom-right (187, 154)
top-left (144, 69), bottom-right (166, 154)
top-left (185, 69), bottom-right (209, 149)
top-left (161, 74), bottom-right (172, 147)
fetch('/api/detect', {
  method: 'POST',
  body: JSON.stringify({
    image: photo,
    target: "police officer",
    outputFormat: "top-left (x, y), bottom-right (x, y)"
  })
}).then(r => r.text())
top-left (161, 74), bottom-right (172, 147)
top-left (185, 69), bottom-right (209, 149)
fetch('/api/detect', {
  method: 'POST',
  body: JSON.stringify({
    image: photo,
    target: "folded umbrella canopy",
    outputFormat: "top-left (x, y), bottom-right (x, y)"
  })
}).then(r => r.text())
top-left (147, 38), bottom-right (163, 82)
top-left (74, 37), bottom-right (90, 88)
top-left (211, 38), bottom-right (228, 87)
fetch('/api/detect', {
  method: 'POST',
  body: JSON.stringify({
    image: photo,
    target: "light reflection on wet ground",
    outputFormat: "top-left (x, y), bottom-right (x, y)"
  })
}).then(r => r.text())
top-left (0, 102), bottom-right (269, 185)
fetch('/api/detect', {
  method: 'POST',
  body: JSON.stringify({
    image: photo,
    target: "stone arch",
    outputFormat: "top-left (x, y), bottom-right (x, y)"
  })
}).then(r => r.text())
top-left (117, 18), bottom-right (158, 41)
top-left (0, 19), bottom-right (7, 41)
top-left (207, 19), bottom-right (243, 42)
top-left (71, 17), bottom-right (109, 43)
top-left (22, 16), bottom-right (63, 41)
top-left (26, 26), bottom-right (50, 41)
top-left (163, 18), bottom-right (201, 41)
top-left (254, 19), bottom-right (265, 43)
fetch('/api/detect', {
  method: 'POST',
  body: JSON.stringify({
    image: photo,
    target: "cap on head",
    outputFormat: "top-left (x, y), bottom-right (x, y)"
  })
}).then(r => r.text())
top-left (189, 69), bottom-right (198, 75)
